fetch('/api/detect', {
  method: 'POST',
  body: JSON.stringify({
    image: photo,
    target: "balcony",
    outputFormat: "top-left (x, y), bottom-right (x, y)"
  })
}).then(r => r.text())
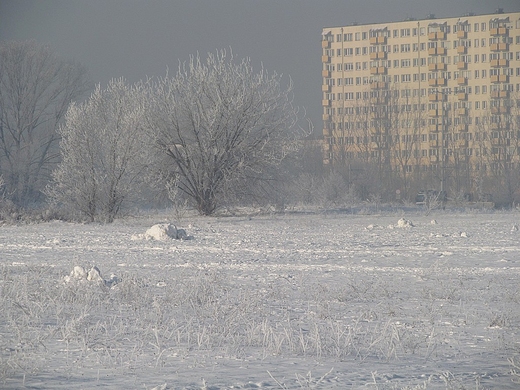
top-left (429, 92), bottom-right (443, 102)
top-left (457, 77), bottom-right (468, 85)
top-left (370, 81), bottom-right (388, 90)
top-left (457, 30), bottom-right (467, 39)
top-left (370, 66), bottom-right (387, 75)
top-left (429, 78), bottom-right (447, 87)
top-left (490, 27), bottom-right (509, 36)
top-left (457, 61), bottom-right (467, 70)
top-left (491, 122), bottom-right (510, 130)
top-left (491, 74), bottom-right (509, 83)
top-left (490, 43), bottom-right (509, 51)
top-left (370, 51), bottom-right (387, 60)
top-left (491, 106), bottom-right (510, 115)
top-left (457, 108), bottom-right (468, 116)
top-left (429, 109), bottom-right (440, 117)
top-left (321, 40), bottom-right (331, 48)
top-left (322, 114), bottom-right (330, 121)
top-left (322, 69), bottom-right (331, 77)
top-left (428, 47), bottom-right (446, 56)
top-left (429, 124), bottom-right (442, 133)
top-left (457, 92), bottom-right (468, 101)
top-left (321, 55), bottom-right (331, 63)
top-left (491, 59), bottom-right (509, 68)
top-left (322, 84), bottom-right (331, 92)
top-left (491, 90), bottom-right (510, 99)
top-left (458, 124), bottom-right (468, 132)
top-left (428, 63), bottom-right (447, 71)
top-left (429, 140), bottom-right (439, 147)
top-left (428, 31), bottom-right (446, 40)
top-left (322, 99), bottom-right (331, 106)
top-left (370, 36), bottom-right (387, 45)
top-left (457, 45), bottom-right (467, 54)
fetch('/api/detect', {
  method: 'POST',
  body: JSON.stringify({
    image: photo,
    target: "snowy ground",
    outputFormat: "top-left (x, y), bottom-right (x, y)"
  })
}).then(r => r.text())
top-left (1, 209), bottom-right (520, 389)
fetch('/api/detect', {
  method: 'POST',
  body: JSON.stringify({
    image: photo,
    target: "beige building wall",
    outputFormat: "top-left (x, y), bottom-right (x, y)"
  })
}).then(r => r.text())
top-left (322, 11), bottom-right (520, 196)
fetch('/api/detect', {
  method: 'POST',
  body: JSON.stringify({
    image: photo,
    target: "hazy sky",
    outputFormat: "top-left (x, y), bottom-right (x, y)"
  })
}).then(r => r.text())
top-left (2, 0), bottom-right (520, 133)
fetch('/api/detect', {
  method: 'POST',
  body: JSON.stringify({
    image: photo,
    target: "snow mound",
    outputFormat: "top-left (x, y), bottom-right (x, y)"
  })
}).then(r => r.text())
top-left (64, 266), bottom-right (120, 288)
top-left (132, 223), bottom-right (190, 240)
top-left (396, 218), bottom-right (414, 228)
top-left (431, 219), bottom-right (437, 225)
top-left (512, 224), bottom-right (518, 232)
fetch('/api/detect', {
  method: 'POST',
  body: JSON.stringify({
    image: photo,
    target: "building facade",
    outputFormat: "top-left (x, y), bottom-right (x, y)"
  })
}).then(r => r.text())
top-left (322, 10), bottom-right (520, 201)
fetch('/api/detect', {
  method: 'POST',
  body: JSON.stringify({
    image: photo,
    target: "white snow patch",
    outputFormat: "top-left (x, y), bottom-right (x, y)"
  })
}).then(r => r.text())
top-left (431, 219), bottom-right (437, 225)
top-left (132, 223), bottom-right (190, 240)
top-left (396, 218), bottom-right (414, 228)
top-left (64, 266), bottom-right (120, 288)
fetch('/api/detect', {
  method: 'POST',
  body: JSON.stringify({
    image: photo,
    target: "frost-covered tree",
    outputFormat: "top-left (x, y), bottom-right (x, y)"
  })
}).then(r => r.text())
top-left (0, 40), bottom-right (90, 207)
top-left (47, 79), bottom-right (151, 222)
top-left (149, 50), bottom-right (304, 215)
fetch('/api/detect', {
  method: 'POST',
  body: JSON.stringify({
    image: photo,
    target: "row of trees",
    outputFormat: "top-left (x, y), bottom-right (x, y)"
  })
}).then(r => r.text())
top-left (0, 41), bottom-right (308, 221)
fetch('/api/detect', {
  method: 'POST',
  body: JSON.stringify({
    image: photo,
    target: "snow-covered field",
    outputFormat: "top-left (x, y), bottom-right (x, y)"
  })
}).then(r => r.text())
top-left (1, 209), bottom-right (520, 389)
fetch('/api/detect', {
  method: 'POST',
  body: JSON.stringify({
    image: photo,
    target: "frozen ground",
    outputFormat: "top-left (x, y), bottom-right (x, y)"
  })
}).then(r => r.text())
top-left (1, 209), bottom-right (520, 389)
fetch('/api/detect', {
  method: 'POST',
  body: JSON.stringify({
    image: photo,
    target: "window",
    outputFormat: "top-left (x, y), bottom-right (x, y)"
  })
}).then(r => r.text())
top-left (345, 77), bottom-right (353, 85)
top-left (393, 59), bottom-right (399, 68)
top-left (345, 62), bottom-right (353, 70)
top-left (420, 27), bottom-right (425, 35)
top-left (393, 44), bottom-right (399, 53)
top-left (482, 54), bottom-right (486, 62)
top-left (481, 22), bottom-right (486, 31)
top-left (356, 62), bottom-right (361, 70)
top-left (393, 29), bottom-right (398, 37)
top-left (474, 54), bottom-right (479, 63)
top-left (401, 59), bottom-right (411, 67)
top-left (345, 92), bottom-right (354, 100)
top-left (474, 23), bottom-right (479, 32)
top-left (337, 48), bottom-right (342, 56)
top-left (481, 38), bottom-right (486, 47)
top-left (344, 33), bottom-right (353, 41)
top-left (482, 85), bottom-right (487, 94)
top-left (482, 69), bottom-right (487, 78)
top-left (413, 43), bottom-right (419, 52)
top-left (475, 86), bottom-right (480, 94)
top-left (474, 39), bottom-right (479, 48)
top-left (401, 74), bottom-right (411, 82)
top-left (362, 47), bottom-right (368, 55)
top-left (355, 32), bottom-right (360, 41)
top-left (401, 28), bottom-right (410, 37)
top-left (355, 47), bottom-right (361, 55)
top-left (356, 77), bottom-right (361, 85)
top-left (344, 48), bottom-right (353, 56)
top-left (475, 70), bottom-right (479, 78)
top-left (401, 44), bottom-right (411, 52)
top-left (362, 32), bottom-right (368, 40)
top-left (336, 34), bottom-right (342, 42)
top-left (412, 28), bottom-right (418, 36)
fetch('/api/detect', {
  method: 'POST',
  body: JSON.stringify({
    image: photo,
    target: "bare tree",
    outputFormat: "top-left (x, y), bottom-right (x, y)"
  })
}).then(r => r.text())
top-left (47, 79), bottom-right (151, 222)
top-left (148, 50), bottom-right (304, 215)
top-left (0, 40), bottom-right (90, 207)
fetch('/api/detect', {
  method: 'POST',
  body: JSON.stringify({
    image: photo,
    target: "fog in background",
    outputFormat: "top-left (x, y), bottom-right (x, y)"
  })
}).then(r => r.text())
top-left (2, 0), bottom-right (520, 135)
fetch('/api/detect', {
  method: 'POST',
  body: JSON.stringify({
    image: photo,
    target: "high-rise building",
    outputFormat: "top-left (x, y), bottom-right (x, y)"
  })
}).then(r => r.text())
top-left (321, 10), bottom-right (520, 201)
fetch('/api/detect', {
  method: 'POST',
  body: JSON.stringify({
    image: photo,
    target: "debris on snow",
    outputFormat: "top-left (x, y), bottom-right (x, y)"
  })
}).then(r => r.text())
top-left (64, 266), bottom-right (120, 288)
top-left (132, 223), bottom-right (191, 241)
top-left (431, 219), bottom-right (437, 225)
top-left (512, 224), bottom-right (518, 232)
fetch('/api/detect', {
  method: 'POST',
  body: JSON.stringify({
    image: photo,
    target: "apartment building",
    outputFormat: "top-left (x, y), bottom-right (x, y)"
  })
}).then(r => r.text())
top-left (321, 10), bottom-right (520, 199)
